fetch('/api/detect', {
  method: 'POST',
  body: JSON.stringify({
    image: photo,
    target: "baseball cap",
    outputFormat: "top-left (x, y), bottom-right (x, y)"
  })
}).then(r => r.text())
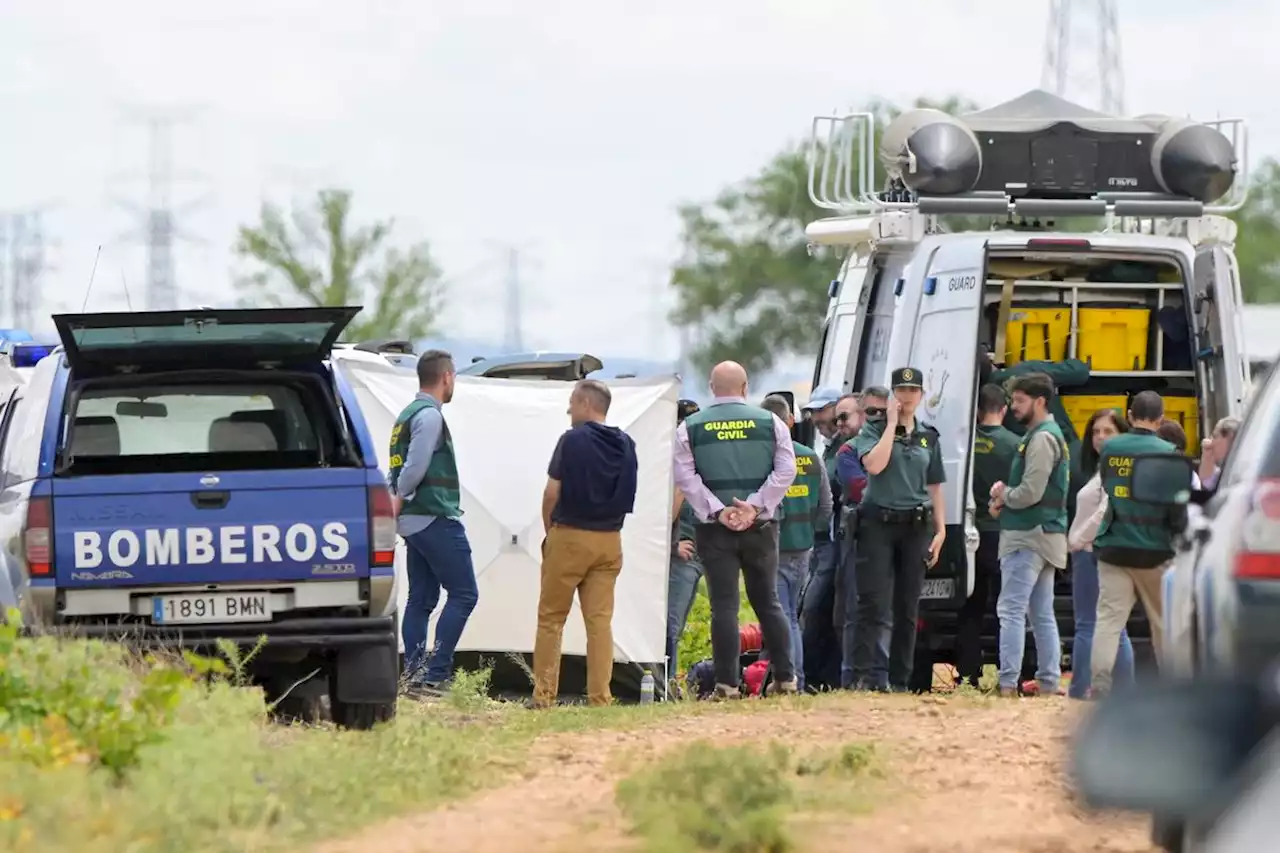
top-left (891, 367), bottom-right (923, 389)
top-left (801, 386), bottom-right (841, 412)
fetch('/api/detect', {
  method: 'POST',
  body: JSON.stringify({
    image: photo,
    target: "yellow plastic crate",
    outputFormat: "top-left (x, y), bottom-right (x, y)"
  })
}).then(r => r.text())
top-left (1077, 307), bottom-right (1150, 371)
top-left (1162, 396), bottom-right (1201, 457)
top-left (1003, 306), bottom-right (1070, 366)
top-left (1061, 395), bottom-right (1129, 446)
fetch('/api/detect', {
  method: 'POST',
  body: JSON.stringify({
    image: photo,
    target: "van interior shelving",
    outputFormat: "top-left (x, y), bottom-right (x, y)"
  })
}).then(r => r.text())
top-left (983, 250), bottom-right (1201, 451)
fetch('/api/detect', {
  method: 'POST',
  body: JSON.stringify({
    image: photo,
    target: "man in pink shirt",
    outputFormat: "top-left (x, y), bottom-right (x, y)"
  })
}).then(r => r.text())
top-left (673, 361), bottom-right (799, 699)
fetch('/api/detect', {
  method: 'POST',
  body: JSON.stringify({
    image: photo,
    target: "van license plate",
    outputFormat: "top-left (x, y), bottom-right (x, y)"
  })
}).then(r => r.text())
top-left (152, 593), bottom-right (272, 625)
top-left (920, 579), bottom-right (955, 600)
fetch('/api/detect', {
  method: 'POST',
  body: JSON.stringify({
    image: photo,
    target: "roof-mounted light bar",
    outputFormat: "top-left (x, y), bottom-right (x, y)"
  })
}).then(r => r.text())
top-left (808, 90), bottom-right (1250, 218)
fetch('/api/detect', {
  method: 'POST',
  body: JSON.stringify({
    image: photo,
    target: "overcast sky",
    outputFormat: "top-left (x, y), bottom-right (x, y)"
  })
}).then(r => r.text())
top-left (1, 0), bottom-right (1274, 361)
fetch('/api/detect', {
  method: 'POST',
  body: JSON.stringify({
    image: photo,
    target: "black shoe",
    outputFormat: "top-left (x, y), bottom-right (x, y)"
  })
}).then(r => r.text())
top-left (404, 680), bottom-right (448, 700)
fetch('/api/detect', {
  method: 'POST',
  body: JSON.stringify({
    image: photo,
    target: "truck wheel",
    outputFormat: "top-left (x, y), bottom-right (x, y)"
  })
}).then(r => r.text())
top-left (328, 643), bottom-right (400, 730)
top-left (328, 677), bottom-right (396, 730)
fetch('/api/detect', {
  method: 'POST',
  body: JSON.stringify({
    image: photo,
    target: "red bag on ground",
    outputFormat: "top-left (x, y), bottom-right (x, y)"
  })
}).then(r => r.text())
top-left (743, 659), bottom-right (769, 696)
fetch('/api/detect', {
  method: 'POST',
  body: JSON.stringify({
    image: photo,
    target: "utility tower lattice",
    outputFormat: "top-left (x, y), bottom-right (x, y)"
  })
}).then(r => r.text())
top-left (0, 210), bottom-right (51, 330)
top-left (113, 108), bottom-right (208, 312)
top-left (1041, 0), bottom-right (1125, 115)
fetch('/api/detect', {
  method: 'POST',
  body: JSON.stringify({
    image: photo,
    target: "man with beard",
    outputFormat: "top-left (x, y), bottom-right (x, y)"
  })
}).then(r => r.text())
top-left (391, 349), bottom-right (479, 696)
top-left (988, 373), bottom-right (1068, 698)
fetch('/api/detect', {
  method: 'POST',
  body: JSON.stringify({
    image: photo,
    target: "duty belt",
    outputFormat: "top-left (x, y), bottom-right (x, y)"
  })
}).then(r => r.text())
top-left (865, 505), bottom-right (930, 526)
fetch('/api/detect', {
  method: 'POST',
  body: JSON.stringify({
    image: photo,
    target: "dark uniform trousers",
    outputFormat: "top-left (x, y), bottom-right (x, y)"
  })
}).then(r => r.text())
top-left (955, 530), bottom-right (1000, 687)
top-left (694, 520), bottom-right (795, 688)
top-left (852, 508), bottom-right (933, 690)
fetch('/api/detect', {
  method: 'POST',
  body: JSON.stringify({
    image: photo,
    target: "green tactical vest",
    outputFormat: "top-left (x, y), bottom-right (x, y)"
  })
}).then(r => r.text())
top-left (779, 442), bottom-right (821, 552)
top-left (972, 423), bottom-right (1020, 534)
top-left (388, 398), bottom-right (462, 519)
top-left (999, 418), bottom-right (1070, 534)
top-left (685, 402), bottom-right (777, 512)
top-left (1094, 430), bottom-right (1177, 554)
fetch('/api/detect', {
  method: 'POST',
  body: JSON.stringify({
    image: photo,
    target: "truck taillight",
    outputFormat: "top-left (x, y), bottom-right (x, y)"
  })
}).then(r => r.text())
top-left (24, 496), bottom-right (52, 576)
top-left (1234, 479), bottom-right (1280, 580)
top-left (368, 485), bottom-right (396, 568)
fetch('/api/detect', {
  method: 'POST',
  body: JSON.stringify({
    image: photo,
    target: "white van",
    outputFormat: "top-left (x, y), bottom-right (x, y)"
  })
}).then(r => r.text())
top-left (804, 89), bottom-right (1253, 688)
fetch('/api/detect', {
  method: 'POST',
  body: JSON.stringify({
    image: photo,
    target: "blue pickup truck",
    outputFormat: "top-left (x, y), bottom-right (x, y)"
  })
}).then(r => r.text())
top-left (1, 307), bottom-right (399, 729)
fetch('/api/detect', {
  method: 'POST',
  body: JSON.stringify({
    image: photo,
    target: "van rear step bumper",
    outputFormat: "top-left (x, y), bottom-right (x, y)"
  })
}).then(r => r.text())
top-left (47, 615), bottom-right (397, 651)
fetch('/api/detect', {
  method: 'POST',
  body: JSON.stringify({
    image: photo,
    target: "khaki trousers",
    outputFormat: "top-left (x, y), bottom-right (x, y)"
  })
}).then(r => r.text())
top-left (532, 525), bottom-right (623, 708)
top-left (1089, 559), bottom-right (1168, 694)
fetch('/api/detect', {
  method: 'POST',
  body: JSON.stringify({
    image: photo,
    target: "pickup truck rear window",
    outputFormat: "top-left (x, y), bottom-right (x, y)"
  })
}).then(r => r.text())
top-left (62, 381), bottom-right (340, 475)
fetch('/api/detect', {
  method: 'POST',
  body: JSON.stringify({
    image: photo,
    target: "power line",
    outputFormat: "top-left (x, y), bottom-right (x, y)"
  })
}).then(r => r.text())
top-left (1041, 0), bottom-right (1125, 114)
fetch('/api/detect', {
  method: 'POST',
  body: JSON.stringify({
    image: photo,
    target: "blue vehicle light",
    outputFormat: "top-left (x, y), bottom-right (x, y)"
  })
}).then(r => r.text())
top-left (11, 343), bottom-right (55, 368)
top-left (0, 329), bottom-right (34, 347)
top-left (924, 276), bottom-right (938, 296)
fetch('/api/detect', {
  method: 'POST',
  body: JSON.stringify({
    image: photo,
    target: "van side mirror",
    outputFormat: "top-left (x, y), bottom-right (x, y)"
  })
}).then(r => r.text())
top-left (1072, 677), bottom-right (1274, 824)
top-left (1130, 453), bottom-right (1196, 505)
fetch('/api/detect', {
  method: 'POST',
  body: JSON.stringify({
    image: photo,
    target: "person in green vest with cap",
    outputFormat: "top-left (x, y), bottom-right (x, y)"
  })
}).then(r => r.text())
top-left (988, 372), bottom-right (1068, 697)
top-left (388, 349), bottom-right (478, 696)
top-left (1087, 390), bottom-right (1179, 697)
top-left (673, 360), bottom-right (799, 700)
top-left (955, 383), bottom-right (1020, 688)
top-left (761, 394), bottom-right (832, 692)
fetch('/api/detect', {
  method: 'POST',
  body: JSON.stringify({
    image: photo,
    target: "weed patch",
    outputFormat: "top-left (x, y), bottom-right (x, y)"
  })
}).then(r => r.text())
top-left (616, 740), bottom-right (880, 853)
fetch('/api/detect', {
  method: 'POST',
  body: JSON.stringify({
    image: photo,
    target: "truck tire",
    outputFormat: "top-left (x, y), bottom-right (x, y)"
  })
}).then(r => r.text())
top-left (329, 676), bottom-right (396, 730)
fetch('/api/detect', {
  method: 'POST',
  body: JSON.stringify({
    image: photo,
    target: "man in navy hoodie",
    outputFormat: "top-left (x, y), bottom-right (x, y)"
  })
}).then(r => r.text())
top-left (533, 379), bottom-right (639, 708)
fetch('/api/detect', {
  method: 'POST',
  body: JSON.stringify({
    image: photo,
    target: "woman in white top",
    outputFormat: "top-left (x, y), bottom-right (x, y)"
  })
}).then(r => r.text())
top-left (1067, 408), bottom-right (1136, 699)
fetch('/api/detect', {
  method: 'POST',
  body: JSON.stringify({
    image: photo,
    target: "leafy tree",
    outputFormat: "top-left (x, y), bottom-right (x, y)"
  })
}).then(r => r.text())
top-left (1232, 157), bottom-right (1280, 303)
top-left (234, 189), bottom-right (446, 341)
top-left (669, 97), bottom-right (976, 375)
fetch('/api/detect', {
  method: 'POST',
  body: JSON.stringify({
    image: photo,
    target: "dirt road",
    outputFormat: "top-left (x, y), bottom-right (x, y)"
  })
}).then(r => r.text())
top-left (315, 693), bottom-right (1157, 853)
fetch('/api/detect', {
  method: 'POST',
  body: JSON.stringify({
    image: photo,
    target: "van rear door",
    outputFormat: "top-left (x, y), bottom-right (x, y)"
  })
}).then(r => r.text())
top-left (895, 235), bottom-right (989, 602)
top-left (1194, 246), bottom-right (1251, 423)
top-left (49, 308), bottom-right (380, 602)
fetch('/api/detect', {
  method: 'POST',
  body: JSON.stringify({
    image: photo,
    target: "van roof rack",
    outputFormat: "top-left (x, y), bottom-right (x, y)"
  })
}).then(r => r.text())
top-left (809, 89), bottom-right (1250, 221)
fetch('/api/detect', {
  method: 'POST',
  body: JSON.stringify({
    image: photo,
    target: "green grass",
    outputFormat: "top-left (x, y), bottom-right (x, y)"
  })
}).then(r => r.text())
top-left (677, 579), bottom-right (759, 676)
top-left (0, 627), bottom-right (798, 853)
top-left (616, 740), bottom-right (881, 853)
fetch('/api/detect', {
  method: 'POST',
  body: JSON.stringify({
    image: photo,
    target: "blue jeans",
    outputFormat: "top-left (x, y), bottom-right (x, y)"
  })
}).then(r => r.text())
top-left (666, 556), bottom-right (703, 676)
top-left (1069, 550), bottom-right (1134, 698)
top-left (800, 540), bottom-right (837, 687)
top-left (776, 550), bottom-right (809, 691)
top-left (996, 548), bottom-right (1061, 692)
top-left (402, 518), bottom-right (479, 684)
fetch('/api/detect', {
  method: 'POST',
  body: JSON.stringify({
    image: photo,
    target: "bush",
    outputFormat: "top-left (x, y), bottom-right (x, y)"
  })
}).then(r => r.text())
top-left (617, 741), bottom-right (879, 853)
top-left (0, 611), bottom-right (189, 779)
top-left (617, 741), bottom-right (794, 853)
top-left (676, 579), bottom-right (759, 676)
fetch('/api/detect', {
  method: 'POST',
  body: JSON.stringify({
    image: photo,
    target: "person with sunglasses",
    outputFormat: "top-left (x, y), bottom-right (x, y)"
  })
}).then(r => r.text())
top-left (847, 368), bottom-right (947, 691)
top-left (834, 386), bottom-right (889, 688)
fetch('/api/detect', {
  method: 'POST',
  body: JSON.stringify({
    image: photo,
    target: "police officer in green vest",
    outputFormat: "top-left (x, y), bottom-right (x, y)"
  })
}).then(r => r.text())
top-left (987, 373), bottom-right (1067, 697)
top-left (1088, 390), bottom-right (1179, 697)
top-left (955, 384), bottom-right (1020, 688)
top-left (673, 361), bottom-right (799, 699)
top-left (847, 367), bottom-right (946, 692)
top-left (388, 349), bottom-right (479, 695)
top-left (761, 394), bottom-right (832, 693)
